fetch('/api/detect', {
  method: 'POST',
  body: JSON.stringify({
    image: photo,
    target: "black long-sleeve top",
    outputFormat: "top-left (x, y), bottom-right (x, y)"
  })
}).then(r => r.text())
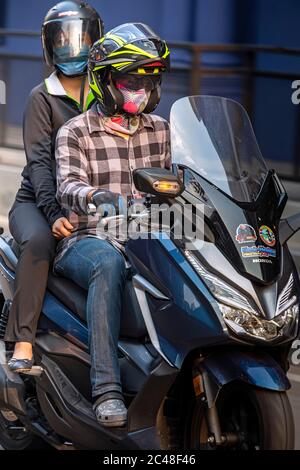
top-left (15, 72), bottom-right (94, 226)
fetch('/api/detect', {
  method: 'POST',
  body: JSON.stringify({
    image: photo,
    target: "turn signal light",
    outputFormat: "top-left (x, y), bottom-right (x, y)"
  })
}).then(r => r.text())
top-left (152, 180), bottom-right (181, 195)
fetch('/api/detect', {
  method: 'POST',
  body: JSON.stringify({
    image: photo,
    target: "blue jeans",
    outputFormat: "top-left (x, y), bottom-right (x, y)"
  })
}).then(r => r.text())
top-left (55, 238), bottom-right (126, 398)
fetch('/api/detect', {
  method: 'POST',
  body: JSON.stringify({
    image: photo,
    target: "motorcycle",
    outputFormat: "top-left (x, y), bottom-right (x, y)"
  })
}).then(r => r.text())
top-left (0, 95), bottom-right (299, 450)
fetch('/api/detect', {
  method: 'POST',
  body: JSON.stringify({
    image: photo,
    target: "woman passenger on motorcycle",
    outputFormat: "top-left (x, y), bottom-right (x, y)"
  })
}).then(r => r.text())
top-left (5, 1), bottom-right (104, 372)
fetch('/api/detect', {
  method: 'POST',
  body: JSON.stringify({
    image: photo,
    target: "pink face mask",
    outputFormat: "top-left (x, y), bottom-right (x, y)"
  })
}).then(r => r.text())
top-left (115, 83), bottom-right (150, 115)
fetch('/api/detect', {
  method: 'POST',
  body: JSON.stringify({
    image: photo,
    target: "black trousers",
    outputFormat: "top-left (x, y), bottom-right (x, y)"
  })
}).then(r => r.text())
top-left (4, 201), bottom-right (56, 344)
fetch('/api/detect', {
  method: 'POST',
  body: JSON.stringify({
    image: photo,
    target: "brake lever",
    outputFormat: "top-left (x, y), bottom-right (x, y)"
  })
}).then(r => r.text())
top-left (129, 211), bottom-right (150, 220)
top-left (99, 214), bottom-right (125, 227)
top-left (87, 203), bottom-right (97, 216)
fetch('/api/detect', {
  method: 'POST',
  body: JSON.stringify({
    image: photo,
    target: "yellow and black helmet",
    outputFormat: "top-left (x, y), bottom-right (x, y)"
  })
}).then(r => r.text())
top-left (88, 23), bottom-right (170, 115)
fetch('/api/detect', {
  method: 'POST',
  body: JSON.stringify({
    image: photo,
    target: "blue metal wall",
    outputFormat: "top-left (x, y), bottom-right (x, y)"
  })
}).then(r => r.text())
top-left (1, 0), bottom-right (300, 170)
top-left (236, 0), bottom-right (300, 168)
top-left (3, 0), bottom-right (238, 43)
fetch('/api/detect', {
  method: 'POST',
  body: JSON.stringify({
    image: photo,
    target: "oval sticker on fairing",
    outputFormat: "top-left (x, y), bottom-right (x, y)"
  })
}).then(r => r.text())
top-left (259, 225), bottom-right (276, 247)
top-left (235, 224), bottom-right (257, 244)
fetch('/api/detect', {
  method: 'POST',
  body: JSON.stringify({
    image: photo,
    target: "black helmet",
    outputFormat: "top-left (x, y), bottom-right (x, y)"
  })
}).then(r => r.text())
top-left (42, 1), bottom-right (104, 77)
top-left (88, 23), bottom-right (170, 115)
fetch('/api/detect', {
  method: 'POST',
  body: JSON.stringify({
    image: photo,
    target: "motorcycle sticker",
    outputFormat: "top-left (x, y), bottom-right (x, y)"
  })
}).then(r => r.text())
top-left (252, 258), bottom-right (272, 264)
top-left (235, 224), bottom-right (257, 244)
top-left (241, 245), bottom-right (276, 258)
top-left (259, 225), bottom-right (276, 247)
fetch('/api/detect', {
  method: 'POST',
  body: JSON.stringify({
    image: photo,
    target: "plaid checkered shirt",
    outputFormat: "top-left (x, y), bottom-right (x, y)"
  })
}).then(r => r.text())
top-left (55, 104), bottom-right (171, 264)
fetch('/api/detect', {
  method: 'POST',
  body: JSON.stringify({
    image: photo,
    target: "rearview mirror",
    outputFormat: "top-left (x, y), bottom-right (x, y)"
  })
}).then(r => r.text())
top-left (133, 167), bottom-right (183, 197)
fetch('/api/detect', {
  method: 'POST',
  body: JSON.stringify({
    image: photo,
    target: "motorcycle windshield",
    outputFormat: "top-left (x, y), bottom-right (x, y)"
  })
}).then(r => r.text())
top-left (170, 95), bottom-right (268, 203)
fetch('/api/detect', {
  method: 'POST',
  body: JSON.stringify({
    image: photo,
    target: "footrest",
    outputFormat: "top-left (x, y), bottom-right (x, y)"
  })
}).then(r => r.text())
top-left (20, 366), bottom-right (44, 377)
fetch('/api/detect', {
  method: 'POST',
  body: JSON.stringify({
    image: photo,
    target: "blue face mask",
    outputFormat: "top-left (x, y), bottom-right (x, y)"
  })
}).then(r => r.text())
top-left (56, 61), bottom-right (87, 76)
top-left (54, 44), bottom-right (89, 76)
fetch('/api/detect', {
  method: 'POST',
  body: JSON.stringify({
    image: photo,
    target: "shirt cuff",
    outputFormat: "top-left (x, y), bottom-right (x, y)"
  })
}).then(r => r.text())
top-left (60, 185), bottom-right (95, 215)
top-left (77, 185), bottom-right (96, 213)
top-left (48, 209), bottom-right (65, 227)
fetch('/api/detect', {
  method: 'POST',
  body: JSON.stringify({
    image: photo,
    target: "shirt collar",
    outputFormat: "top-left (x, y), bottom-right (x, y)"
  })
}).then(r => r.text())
top-left (44, 71), bottom-right (95, 111)
top-left (44, 71), bottom-right (66, 96)
top-left (87, 103), bottom-right (155, 135)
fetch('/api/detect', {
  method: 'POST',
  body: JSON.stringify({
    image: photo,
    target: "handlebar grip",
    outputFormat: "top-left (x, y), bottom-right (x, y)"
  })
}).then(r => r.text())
top-left (87, 203), bottom-right (97, 215)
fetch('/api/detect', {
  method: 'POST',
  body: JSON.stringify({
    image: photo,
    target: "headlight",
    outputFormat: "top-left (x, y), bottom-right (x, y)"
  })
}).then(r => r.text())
top-left (185, 250), bottom-right (299, 342)
top-left (184, 250), bottom-right (257, 313)
top-left (219, 302), bottom-right (298, 341)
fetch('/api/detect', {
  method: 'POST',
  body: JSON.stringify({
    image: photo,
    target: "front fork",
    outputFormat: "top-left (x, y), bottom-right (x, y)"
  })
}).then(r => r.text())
top-left (193, 358), bottom-right (239, 448)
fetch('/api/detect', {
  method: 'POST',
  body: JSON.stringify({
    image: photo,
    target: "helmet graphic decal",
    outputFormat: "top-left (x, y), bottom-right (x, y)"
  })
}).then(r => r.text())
top-left (235, 224), bottom-right (257, 244)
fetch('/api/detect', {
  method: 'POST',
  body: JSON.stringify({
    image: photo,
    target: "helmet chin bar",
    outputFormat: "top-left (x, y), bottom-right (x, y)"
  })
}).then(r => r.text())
top-left (143, 86), bottom-right (161, 113)
top-left (105, 81), bottom-right (125, 116)
top-left (102, 79), bottom-right (162, 116)
top-left (98, 79), bottom-right (161, 117)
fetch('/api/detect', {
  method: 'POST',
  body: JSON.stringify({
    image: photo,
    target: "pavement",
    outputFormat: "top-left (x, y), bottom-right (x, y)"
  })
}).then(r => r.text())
top-left (288, 367), bottom-right (300, 449)
top-left (0, 147), bottom-right (25, 235)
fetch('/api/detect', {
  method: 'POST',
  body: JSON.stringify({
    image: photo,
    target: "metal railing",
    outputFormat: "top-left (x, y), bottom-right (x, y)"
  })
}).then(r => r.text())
top-left (1, 29), bottom-right (300, 178)
top-left (172, 41), bottom-right (300, 110)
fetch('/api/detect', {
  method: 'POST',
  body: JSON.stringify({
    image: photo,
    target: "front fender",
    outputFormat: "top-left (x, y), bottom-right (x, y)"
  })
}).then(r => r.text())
top-left (200, 350), bottom-right (290, 404)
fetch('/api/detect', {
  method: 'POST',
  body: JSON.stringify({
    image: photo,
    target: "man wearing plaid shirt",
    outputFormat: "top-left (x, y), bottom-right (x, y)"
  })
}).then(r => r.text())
top-left (54, 24), bottom-right (171, 427)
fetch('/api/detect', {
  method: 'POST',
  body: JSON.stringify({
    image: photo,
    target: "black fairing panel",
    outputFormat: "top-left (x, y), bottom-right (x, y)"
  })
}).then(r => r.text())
top-left (34, 332), bottom-right (155, 401)
top-left (182, 168), bottom-right (287, 285)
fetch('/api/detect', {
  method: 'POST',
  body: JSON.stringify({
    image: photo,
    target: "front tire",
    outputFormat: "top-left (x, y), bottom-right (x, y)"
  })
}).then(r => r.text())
top-left (185, 385), bottom-right (294, 450)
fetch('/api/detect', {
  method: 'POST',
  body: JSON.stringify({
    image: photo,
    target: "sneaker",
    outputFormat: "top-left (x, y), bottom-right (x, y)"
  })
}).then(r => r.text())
top-left (94, 398), bottom-right (127, 427)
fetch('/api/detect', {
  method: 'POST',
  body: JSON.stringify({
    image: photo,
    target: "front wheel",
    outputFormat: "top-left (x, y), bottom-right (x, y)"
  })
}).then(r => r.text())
top-left (185, 384), bottom-right (295, 450)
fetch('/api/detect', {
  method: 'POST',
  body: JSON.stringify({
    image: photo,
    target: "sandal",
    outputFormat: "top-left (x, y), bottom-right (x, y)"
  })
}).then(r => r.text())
top-left (7, 358), bottom-right (34, 373)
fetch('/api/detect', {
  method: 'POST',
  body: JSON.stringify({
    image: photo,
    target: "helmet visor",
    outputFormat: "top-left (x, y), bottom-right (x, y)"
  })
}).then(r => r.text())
top-left (110, 23), bottom-right (158, 42)
top-left (112, 73), bottom-right (161, 92)
top-left (108, 23), bottom-right (165, 56)
top-left (43, 18), bottom-right (101, 64)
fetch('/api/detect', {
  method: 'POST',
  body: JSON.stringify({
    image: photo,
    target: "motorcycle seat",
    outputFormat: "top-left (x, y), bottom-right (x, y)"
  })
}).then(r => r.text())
top-left (9, 239), bottom-right (147, 339)
top-left (0, 236), bottom-right (18, 271)
top-left (47, 273), bottom-right (147, 339)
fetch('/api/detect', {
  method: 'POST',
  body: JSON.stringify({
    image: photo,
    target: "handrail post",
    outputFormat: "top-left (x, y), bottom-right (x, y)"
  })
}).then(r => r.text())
top-left (243, 49), bottom-right (255, 119)
top-left (294, 106), bottom-right (300, 178)
top-left (189, 45), bottom-right (202, 95)
top-left (0, 57), bottom-right (8, 147)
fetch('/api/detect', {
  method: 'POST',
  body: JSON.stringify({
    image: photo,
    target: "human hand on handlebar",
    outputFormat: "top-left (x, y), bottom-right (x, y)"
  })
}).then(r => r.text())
top-left (52, 217), bottom-right (74, 239)
top-left (89, 189), bottom-right (125, 217)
